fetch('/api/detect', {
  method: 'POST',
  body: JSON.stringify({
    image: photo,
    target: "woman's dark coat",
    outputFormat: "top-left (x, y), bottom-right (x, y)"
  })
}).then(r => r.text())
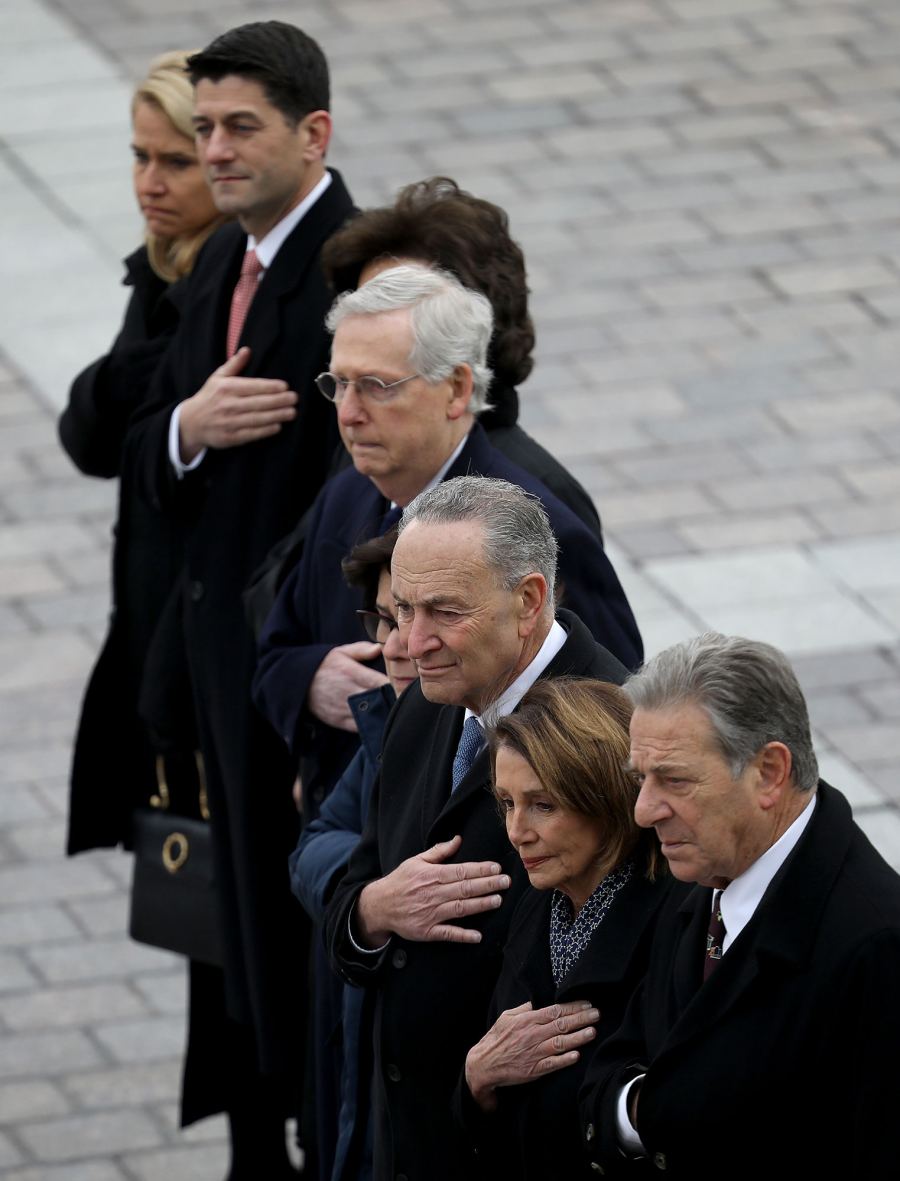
top-left (456, 873), bottom-right (671, 1181)
top-left (60, 246), bottom-right (187, 853)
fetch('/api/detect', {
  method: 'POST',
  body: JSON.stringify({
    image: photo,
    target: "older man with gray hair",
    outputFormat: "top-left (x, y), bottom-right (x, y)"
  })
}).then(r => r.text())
top-left (324, 474), bottom-right (629, 1181)
top-left (254, 263), bottom-right (641, 816)
top-left (580, 632), bottom-right (900, 1178)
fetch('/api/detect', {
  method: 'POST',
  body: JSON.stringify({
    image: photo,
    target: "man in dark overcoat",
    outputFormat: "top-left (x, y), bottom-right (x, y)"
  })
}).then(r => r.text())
top-left (253, 264), bottom-right (642, 817)
top-left (122, 20), bottom-right (354, 1170)
top-left (580, 632), bottom-right (900, 1177)
top-left (323, 475), bottom-right (630, 1181)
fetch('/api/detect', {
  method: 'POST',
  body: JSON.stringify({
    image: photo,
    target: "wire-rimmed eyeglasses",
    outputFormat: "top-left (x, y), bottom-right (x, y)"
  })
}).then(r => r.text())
top-left (315, 372), bottom-right (420, 404)
top-left (356, 609), bottom-right (399, 644)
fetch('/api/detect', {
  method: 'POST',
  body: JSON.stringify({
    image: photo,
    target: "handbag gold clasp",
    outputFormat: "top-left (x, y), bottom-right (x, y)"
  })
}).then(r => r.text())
top-left (162, 831), bottom-right (189, 874)
top-left (150, 755), bottom-right (171, 810)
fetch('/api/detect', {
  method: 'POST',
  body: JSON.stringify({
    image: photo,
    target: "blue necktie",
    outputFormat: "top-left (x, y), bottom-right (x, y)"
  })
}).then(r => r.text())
top-left (451, 716), bottom-right (484, 791)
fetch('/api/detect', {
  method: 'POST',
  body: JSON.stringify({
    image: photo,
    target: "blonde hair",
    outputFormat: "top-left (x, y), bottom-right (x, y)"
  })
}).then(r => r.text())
top-left (132, 50), bottom-right (226, 282)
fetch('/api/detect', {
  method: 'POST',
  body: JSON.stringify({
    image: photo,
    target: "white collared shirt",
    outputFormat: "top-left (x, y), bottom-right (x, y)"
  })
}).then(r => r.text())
top-left (464, 619), bottom-right (568, 734)
top-left (718, 792), bottom-right (816, 951)
top-left (168, 171), bottom-right (333, 476)
top-left (389, 431), bottom-right (470, 512)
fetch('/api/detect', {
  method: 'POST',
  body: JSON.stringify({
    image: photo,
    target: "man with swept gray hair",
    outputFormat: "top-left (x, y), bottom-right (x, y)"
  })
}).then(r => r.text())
top-left (580, 632), bottom-right (900, 1178)
top-left (253, 263), bottom-right (641, 816)
top-left (324, 475), bottom-right (629, 1181)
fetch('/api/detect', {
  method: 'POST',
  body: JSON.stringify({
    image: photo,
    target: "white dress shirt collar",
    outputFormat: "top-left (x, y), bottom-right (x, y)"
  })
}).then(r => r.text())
top-left (719, 791), bottom-right (817, 953)
top-left (464, 619), bottom-right (568, 730)
top-left (390, 431), bottom-right (470, 511)
top-left (247, 170), bottom-right (332, 269)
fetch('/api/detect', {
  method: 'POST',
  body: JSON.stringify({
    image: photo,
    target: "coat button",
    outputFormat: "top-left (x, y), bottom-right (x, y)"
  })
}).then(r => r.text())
top-left (189, 580), bottom-right (204, 602)
top-left (358, 700), bottom-right (369, 712)
top-left (585, 1122), bottom-right (595, 1142)
top-left (391, 949), bottom-right (407, 969)
top-left (386, 1063), bottom-right (402, 1082)
top-left (653, 1152), bottom-right (667, 1170)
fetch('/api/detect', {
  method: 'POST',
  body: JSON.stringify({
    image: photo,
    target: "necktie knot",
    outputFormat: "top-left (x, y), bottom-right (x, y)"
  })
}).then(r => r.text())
top-left (451, 716), bottom-right (484, 791)
top-left (703, 888), bottom-right (726, 981)
top-left (241, 248), bottom-right (263, 279)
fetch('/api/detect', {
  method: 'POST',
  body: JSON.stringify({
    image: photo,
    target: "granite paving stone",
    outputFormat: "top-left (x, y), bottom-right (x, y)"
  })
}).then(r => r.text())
top-left (61, 1061), bottom-right (182, 1112)
top-left (0, 1030), bottom-right (103, 1078)
top-left (0, 1079), bottom-right (70, 1123)
top-left (16, 1110), bottom-right (162, 1163)
top-left (91, 1017), bottom-right (185, 1065)
top-left (1, 1165), bottom-right (127, 1181)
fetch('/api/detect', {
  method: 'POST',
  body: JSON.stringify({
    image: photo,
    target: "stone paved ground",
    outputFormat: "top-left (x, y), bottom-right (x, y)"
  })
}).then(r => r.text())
top-left (2, 0), bottom-right (900, 1174)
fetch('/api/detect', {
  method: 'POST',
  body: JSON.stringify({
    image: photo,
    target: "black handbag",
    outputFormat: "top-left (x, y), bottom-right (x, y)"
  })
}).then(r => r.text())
top-left (129, 752), bottom-right (223, 966)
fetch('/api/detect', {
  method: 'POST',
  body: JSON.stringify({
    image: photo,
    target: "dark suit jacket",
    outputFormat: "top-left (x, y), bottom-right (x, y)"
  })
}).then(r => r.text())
top-left (324, 609), bottom-right (629, 1181)
top-left (455, 872), bottom-right (671, 1181)
top-left (123, 171), bottom-right (356, 1107)
top-left (580, 782), bottom-right (900, 1177)
top-left (253, 423), bottom-right (642, 815)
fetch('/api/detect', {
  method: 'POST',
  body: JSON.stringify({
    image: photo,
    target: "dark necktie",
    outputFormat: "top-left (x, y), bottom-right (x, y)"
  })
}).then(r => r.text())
top-left (451, 716), bottom-right (483, 791)
top-left (379, 503), bottom-right (403, 534)
top-left (226, 248), bottom-right (263, 357)
top-left (704, 889), bottom-right (726, 981)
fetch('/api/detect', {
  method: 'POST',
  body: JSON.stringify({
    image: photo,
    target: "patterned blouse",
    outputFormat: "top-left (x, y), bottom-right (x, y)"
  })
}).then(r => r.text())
top-left (549, 861), bottom-right (634, 986)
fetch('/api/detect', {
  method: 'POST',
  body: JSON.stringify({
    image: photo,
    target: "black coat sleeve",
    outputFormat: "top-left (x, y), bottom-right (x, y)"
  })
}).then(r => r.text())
top-left (59, 278), bottom-right (175, 479)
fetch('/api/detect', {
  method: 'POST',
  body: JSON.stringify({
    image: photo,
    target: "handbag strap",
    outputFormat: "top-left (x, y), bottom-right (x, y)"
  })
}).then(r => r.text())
top-left (150, 751), bottom-right (210, 820)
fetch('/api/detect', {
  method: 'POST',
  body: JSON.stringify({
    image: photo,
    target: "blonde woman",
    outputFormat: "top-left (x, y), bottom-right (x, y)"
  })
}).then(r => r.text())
top-left (61, 52), bottom-right (222, 909)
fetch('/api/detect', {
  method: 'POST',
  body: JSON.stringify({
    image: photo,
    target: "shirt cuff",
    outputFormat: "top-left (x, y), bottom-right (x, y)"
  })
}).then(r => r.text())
top-left (348, 898), bottom-right (390, 955)
top-left (169, 404), bottom-right (207, 478)
top-left (616, 1075), bottom-right (646, 1154)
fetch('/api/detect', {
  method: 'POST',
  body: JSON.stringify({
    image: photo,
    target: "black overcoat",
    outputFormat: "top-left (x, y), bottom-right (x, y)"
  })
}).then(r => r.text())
top-left (60, 247), bottom-right (187, 853)
top-left (454, 872), bottom-right (671, 1181)
top-left (324, 610), bottom-right (628, 1181)
top-left (580, 782), bottom-right (900, 1177)
top-left (123, 171), bottom-right (356, 1096)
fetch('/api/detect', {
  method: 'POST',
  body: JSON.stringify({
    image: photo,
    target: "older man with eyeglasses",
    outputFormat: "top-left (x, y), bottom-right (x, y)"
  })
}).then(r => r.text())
top-left (252, 263), bottom-right (642, 821)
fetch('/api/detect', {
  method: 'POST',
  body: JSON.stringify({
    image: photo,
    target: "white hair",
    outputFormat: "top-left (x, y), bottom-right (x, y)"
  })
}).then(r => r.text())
top-left (325, 263), bottom-right (494, 413)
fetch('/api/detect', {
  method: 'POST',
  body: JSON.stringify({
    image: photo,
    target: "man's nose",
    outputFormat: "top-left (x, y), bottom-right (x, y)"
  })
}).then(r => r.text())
top-left (403, 614), bottom-right (437, 659)
top-left (337, 383), bottom-right (367, 426)
top-left (204, 127), bottom-right (235, 163)
top-left (634, 780), bottom-right (668, 829)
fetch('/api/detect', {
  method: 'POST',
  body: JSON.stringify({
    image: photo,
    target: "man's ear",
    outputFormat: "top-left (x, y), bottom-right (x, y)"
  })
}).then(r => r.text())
top-left (446, 364), bottom-right (474, 420)
top-left (301, 110), bottom-right (332, 160)
top-left (756, 741), bottom-right (793, 810)
top-left (516, 573), bottom-right (548, 637)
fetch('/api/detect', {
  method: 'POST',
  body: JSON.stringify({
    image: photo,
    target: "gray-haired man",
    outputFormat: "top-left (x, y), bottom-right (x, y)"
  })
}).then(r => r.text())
top-left (324, 475), bottom-right (629, 1181)
top-left (581, 632), bottom-right (900, 1178)
top-left (253, 263), bottom-right (641, 816)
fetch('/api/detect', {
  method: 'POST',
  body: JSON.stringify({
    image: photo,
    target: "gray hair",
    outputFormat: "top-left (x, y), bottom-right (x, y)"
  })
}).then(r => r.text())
top-left (400, 476), bottom-right (557, 606)
top-left (625, 632), bottom-right (818, 792)
top-left (325, 263), bottom-right (494, 413)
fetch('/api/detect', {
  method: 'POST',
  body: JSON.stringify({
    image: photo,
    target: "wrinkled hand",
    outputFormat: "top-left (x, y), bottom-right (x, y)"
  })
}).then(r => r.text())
top-left (178, 347), bottom-right (298, 460)
top-left (307, 642), bottom-right (388, 731)
top-left (465, 1000), bottom-right (599, 1111)
top-left (355, 835), bottom-right (510, 948)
